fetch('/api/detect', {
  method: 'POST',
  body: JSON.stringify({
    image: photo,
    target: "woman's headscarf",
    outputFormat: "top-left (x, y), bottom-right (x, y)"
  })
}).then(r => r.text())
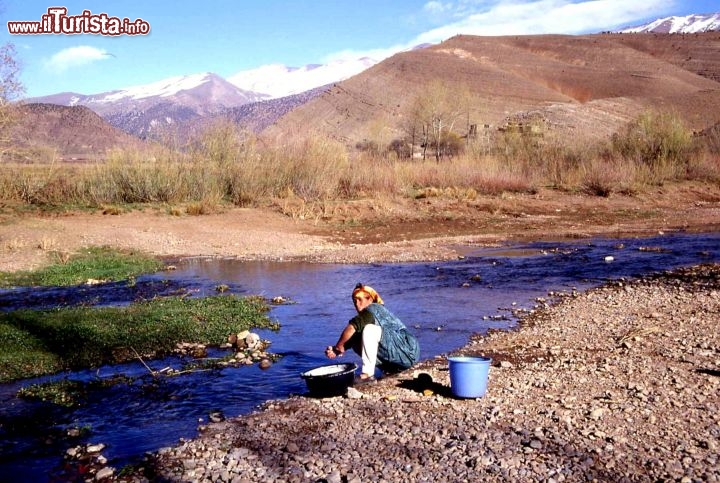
top-left (352, 283), bottom-right (384, 305)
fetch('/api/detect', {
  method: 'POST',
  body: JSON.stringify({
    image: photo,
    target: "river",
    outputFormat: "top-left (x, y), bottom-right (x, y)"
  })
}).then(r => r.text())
top-left (1, 232), bottom-right (718, 481)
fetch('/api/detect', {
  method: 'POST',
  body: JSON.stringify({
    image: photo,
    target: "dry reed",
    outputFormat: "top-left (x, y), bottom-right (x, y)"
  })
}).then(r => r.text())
top-left (0, 111), bottom-right (716, 210)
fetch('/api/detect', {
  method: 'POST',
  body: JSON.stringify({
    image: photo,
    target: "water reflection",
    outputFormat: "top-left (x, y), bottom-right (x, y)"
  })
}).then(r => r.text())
top-left (0, 232), bottom-right (719, 480)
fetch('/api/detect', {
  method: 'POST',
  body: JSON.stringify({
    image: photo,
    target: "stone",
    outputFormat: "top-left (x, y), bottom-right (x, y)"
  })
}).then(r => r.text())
top-left (95, 467), bottom-right (114, 480)
top-left (589, 408), bottom-right (606, 420)
top-left (86, 443), bottom-right (105, 453)
top-left (245, 333), bottom-right (261, 350)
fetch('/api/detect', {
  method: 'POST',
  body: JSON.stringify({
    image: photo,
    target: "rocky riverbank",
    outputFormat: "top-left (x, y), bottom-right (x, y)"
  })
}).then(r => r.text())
top-left (102, 263), bottom-right (719, 482)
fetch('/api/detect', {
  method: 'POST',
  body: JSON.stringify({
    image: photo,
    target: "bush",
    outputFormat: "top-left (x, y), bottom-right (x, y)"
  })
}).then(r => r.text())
top-left (388, 138), bottom-right (412, 159)
top-left (493, 127), bottom-right (545, 177)
top-left (435, 131), bottom-right (465, 159)
top-left (579, 158), bottom-right (637, 196)
top-left (611, 111), bottom-right (693, 176)
top-left (702, 123), bottom-right (720, 155)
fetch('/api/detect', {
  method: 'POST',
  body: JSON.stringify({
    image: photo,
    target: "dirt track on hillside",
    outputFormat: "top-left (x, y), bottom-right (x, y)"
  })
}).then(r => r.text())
top-left (0, 182), bottom-right (719, 273)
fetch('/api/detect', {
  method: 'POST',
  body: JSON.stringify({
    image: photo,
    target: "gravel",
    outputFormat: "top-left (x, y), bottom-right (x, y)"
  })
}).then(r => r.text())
top-left (110, 264), bottom-right (720, 482)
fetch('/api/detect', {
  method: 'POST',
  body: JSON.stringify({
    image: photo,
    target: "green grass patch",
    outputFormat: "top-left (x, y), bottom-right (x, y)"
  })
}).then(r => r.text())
top-left (17, 377), bottom-right (132, 407)
top-left (0, 294), bottom-right (276, 383)
top-left (0, 246), bottom-right (164, 287)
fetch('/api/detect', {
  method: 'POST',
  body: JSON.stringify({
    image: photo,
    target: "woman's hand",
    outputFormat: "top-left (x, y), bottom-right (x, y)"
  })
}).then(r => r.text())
top-left (325, 345), bottom-right (343, 359)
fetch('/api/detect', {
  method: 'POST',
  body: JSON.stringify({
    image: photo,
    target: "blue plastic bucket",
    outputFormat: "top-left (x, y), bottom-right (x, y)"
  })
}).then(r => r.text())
top-left (448, 356), bottom-right (492, 398)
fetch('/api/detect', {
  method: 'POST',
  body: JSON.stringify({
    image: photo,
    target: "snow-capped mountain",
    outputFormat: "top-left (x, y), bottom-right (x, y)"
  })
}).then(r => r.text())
top-left (27, 58), bottom-right (378, 139)
top-left (621, 12), bottom-right (720, 33)
top-left (227, 57), bottom-right (378, 99)
top-left (95, 72), bottom-right (269, 106)
top-left (28, 72), bottom-right (270, 139)
top-left (28, 72), bottom-right (269, 139)
top-left (32, 72), bottom-right (266, 117)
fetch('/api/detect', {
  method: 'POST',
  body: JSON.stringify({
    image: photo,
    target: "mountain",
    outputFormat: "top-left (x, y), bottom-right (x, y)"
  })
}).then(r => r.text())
top-left (219, 85), bottom-right (332, 133)
top-left (159, 85), bottom-right (332, 145)
top-left (34, 72), bottom-right (266, 114)
top-left (261, 32), bottom-right (720, 148)
top-left (4, 103), bottom-right (145, 161)
top-left (620, 13), bottom-right (720, 33)
top-left (27, 59), bottom-right (378, 141)
top-left (227, 57), bottom-right (378, 98)
top-left (28, 72), bottom-right (270, 139)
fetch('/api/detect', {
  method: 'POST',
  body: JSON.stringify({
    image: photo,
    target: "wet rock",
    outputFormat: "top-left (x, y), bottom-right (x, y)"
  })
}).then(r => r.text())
top-left (209, 411), bottom-right (225, 423)
top-left (96, 467), bottom-right (114, 480)
top-left (245, 332), bottom-right (261, 350)
top-left (86, 443), bottom-right (105, 453)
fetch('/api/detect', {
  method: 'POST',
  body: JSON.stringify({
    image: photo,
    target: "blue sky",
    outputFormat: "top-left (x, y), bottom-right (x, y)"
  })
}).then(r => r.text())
top-left (2, 0), bottom-right (717, 98)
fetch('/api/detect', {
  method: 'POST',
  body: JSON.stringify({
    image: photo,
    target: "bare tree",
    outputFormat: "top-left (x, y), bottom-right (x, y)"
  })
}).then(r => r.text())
top-left (400, 96), bottom-right (430, 160)
top-left (403, 80), bottom-right (472, 162)
top-left (0, 42), bottom-right (24, 145)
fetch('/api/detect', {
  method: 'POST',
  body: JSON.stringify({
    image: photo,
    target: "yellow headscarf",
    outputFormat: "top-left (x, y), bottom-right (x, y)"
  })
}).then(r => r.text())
top-left (352, 283), bottom-right (384, 305)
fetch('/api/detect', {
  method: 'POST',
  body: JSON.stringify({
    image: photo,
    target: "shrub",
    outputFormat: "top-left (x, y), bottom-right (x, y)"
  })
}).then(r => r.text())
top-left (702, 123), bottom-right (720, 155)
top-left (435, 131), bottom-right (465, 159)
top-left (610, 111), bottom-right (693, 178)
top-left (579, 158), bottom-right (635, 196)
top-left (388, 138), bottom-right (412, 159)
top-left (493, 126), bottom-right (545, 179)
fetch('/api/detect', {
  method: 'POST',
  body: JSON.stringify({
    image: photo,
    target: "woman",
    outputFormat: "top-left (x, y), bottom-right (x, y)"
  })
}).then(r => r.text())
top-left (325, 283), bottom-right (420, 382)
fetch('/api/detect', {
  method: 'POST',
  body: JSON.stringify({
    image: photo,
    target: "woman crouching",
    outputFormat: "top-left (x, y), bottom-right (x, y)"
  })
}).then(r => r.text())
top-left (325, 283), bottom-right (420, 383)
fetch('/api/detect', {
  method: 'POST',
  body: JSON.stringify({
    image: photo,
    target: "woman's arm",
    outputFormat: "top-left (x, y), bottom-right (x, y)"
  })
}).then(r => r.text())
top-left (325, 324), bottom-right (356, 358)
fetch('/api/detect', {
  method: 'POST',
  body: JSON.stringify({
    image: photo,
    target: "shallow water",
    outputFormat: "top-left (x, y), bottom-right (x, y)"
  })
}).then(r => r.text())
top-left (1, 232), bottom-right (719, 481)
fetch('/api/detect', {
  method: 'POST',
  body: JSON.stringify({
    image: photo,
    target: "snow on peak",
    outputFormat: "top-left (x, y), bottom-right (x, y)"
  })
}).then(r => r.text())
top-left (98, 72), bottom-right (216, 103)
top-left (621, 13), bottom-right (720, 34)
top-left (227, 57), bottom-right (378, 99)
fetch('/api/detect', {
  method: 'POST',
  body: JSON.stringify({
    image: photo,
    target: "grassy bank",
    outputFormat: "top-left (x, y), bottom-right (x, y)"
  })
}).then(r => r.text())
top-left (0, 246), bottom-right (276, 383)
top-left (0, 246), bottom-right (164, 287)
top-left (0, 294), bottom-right (276, 383)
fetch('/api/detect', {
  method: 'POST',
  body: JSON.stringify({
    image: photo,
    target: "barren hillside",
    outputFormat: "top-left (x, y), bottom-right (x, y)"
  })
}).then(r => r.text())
top-left (4, 103), bottom-right (147, 161)
top-left (261, 32), bottom-right (720, 147)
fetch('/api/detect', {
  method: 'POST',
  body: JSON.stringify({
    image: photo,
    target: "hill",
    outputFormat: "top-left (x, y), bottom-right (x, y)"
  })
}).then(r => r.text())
top-left (261, 32), bottom-right (720, 148)
top-left (3, 103), bottom-right (146, 161)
